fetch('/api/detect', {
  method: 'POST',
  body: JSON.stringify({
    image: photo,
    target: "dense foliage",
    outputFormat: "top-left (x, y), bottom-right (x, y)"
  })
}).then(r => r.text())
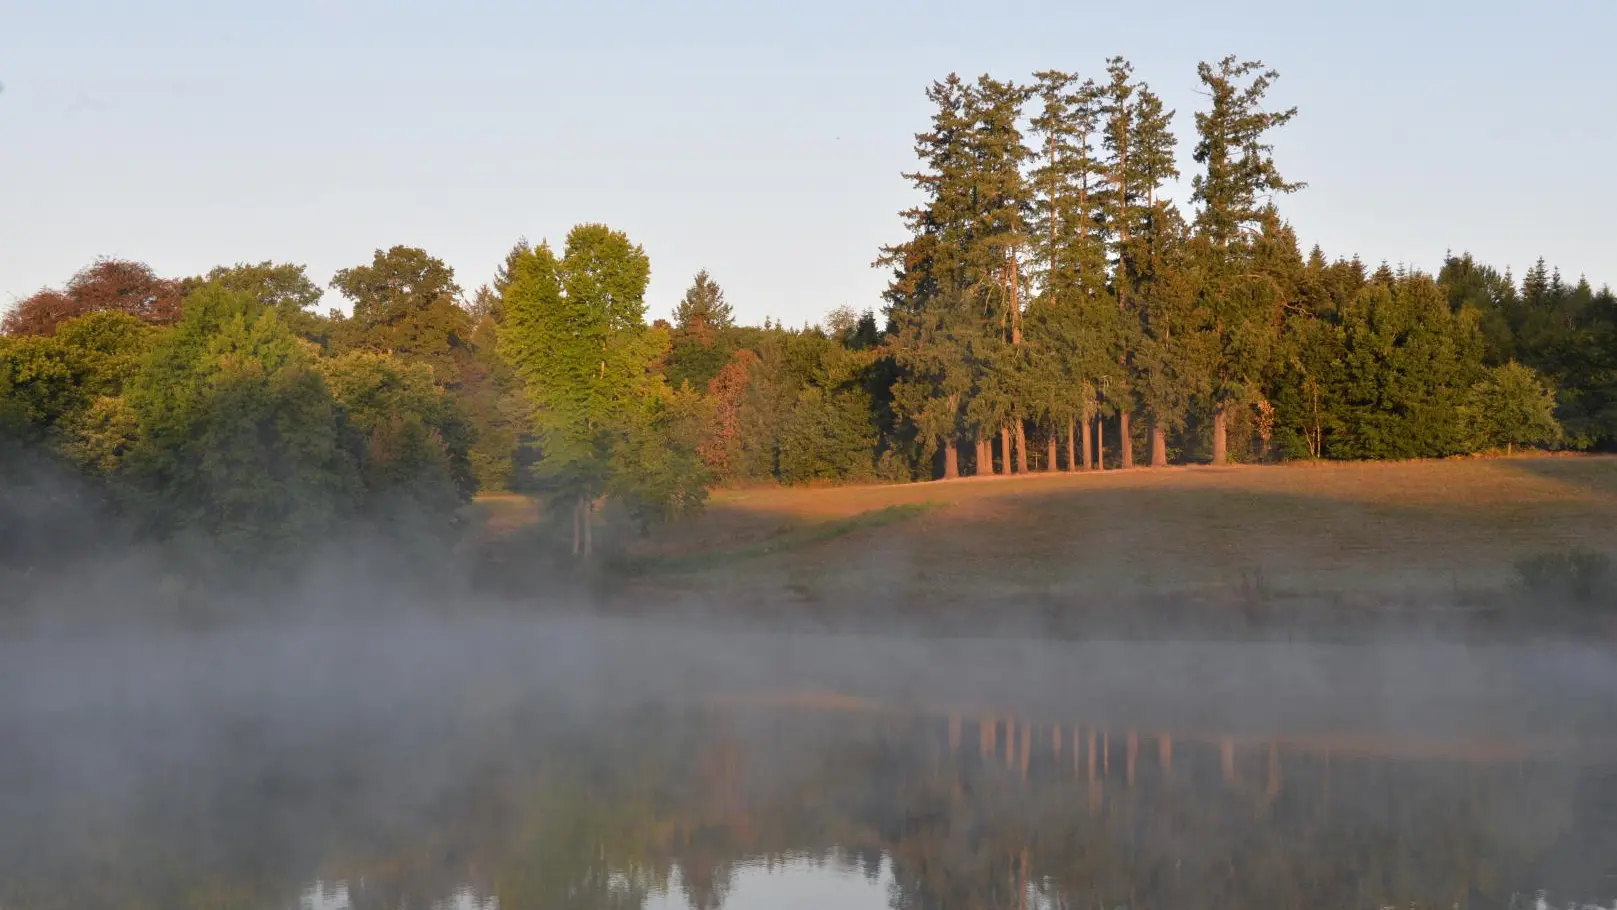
top-left (4, 55), bottom-right (1610, 568)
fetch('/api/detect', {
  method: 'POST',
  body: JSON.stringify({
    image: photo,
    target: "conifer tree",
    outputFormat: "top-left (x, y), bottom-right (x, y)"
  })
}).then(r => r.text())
top-left (667, 270), bottom-right (737, 390)
top-left (1100, 57), bottom-right (1183, 466)
top-left (1118, 76), bottom-right (1187, 466)
top-left (880, 75), bottom-right (985, 478)
top-left (962, 75), bottom-right (1034, 472)
top-left (1131, 206), bottom-right (1206, 465)
top-left (1027, 71), bottom-right (1113, 469)
top-left (674, 270), bottom-right (735, 332)
top-left (1321, 272), bottom-right (1485, 459)
top-left (1190, 56), bottom-right (1303, 463)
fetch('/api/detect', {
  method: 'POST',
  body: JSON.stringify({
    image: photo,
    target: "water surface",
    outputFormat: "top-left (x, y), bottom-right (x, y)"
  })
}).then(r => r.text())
top-left (3, 619), bottom-right (1614, 909)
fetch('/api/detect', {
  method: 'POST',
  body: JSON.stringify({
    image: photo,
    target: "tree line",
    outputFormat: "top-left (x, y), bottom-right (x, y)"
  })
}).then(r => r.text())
top-left (4, 54), bottom-right (1612, 564)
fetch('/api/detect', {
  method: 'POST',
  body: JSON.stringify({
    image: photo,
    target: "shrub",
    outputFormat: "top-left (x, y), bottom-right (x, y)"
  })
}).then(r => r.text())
top-left (1512, 549), bottom-right (1613, 606)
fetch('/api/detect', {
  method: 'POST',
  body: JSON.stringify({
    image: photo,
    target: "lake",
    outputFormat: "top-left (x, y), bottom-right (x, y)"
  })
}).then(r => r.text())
top-left (2, 618), bottom-right (1614, 909)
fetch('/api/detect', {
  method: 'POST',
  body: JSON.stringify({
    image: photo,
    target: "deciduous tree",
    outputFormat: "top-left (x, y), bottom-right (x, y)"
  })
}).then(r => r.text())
top-left (498, 225), bottom-right (672, 555)
top-left (3, 258), bottom-right (184, 336)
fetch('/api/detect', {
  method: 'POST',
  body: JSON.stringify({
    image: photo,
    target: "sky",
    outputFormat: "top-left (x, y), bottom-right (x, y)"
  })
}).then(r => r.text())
top-left (2, 0), bottom-right (1613, 327)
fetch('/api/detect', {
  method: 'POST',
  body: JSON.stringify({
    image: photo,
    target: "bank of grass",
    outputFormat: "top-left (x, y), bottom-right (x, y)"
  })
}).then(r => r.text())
top-left (471, 455), bottom-right (1617, 617)
top-left (611, 501), bottom-right (941, 576)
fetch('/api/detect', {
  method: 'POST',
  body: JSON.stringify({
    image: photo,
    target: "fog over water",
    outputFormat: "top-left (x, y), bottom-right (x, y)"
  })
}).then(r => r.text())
top-left (3, 614), bottom-right (1617, 909)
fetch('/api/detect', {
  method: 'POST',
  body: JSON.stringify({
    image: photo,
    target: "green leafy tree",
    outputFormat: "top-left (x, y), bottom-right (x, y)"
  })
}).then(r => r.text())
top-left (0, 311), bottom-right (154, 448)
top-left (1465, 361), bottom-right (1562, 454)
top-left (0, 335), bottom-right (81, 444)
top-left (318, 351), bottom-right (476, 527)
top-left (122, 283), bottom-right (358, 553)
top-left (51, 313), bottom-right (158, 474)
top-left (59, 395), bottom-right (141, 476)
top-left (328, 245), bottom-right (534, 494)
top-left (329, 246), bottom-right (472, 378)
top-left (462, 307), bottom-right (527, 492)
top-left (204, 261), bottom-right (331, 347)
top-left (498, 225), bottom-right (675, 555)
top-left (608, 382), bottom-right (711, 531)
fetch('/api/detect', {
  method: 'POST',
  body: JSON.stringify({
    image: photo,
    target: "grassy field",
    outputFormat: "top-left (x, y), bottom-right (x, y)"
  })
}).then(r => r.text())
top-left (468, 455), bottom-right (1617, 619)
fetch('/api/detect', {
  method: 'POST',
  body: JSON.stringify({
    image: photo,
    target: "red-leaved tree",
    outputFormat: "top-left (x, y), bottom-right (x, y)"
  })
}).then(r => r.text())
top-left (3, 258), bottom-right (185, 336)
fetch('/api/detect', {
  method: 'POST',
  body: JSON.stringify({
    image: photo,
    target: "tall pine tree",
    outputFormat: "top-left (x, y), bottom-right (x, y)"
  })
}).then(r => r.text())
top-left (880, 75), bottom-right (979, 478)
top-left (1190, 56), bottom-right (1303, 463)
top-left (1027, 72), bottom-right (1114, 470)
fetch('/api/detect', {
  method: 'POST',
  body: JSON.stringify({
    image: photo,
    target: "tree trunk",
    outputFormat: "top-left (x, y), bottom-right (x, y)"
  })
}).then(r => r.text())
top-left (1151, 421), bottom-right (1168, 467)
top-left (1046, 429), bottom-right (1057, 473)
top-left (1081, 418), bottom-right (1093, 470)
top-left (1211, 404), bottom-right (1228, 465)
top-left (1095, 416), bottom-right (1106, 471)
top-left (1120, 410), bottom-right (1133, 468)
top-left (999, 425), bottom-right (1011, 475)
top-left (582, 497), bottom-right (592, 557)
top-left (1067, 418), bottom-right (1077, 472)
top-left (575, 497), bottom-right (588, 556)
top-left (943, 437), bottom-right (959, 479)
top-left (975, 431), bottom-right (991, 476)
top-left (1009, 252), bottom-right (1023, 345)
top-left (1015, 421), bottom-right (1028, 474)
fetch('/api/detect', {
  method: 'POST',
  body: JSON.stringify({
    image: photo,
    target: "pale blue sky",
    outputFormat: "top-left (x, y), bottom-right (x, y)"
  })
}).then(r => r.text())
top-left (2, 0), bottom-right (1612, 327)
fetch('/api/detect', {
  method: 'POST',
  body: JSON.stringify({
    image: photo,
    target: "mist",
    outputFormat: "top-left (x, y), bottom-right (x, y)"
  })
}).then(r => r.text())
top-left (6, 592), bottom-right (1617, 907)
top-left (7, 437), bottom-right (1617, 909)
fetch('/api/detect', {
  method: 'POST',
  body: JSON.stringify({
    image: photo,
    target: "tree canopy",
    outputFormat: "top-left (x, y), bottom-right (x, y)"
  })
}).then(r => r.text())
top-left (3, 54), bottom-right (1610, 578)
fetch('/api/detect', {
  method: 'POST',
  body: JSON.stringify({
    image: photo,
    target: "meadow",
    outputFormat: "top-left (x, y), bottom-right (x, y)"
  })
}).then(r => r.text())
top-left (471, 455), bottom-right (1617, 634)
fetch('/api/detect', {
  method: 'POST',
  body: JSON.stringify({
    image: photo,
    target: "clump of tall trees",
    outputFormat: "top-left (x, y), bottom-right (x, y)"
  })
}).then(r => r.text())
top-left (866, 55), bottom-right (1595, 476)
top-left (4, 54), bottom-right (1613, 574)
top-left (1, 236), bottom-right (707, 570)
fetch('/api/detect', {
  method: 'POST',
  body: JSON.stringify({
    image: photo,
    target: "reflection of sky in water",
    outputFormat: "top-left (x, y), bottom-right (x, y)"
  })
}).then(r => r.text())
top-left (645, 855), bottom-right (894, 910)
top-left (301, 882), bottom-right (500, 910)
top-left (299, 881), bottom-right (349, 910)
top-left (1522, 899), bottom-right (1617, 910)
top-left (296, 858), bottom-right (894, 910)
top-left (292, 869), bottom-right (1617, 910)
top-left (9, 632), bottom-right (1617, 910)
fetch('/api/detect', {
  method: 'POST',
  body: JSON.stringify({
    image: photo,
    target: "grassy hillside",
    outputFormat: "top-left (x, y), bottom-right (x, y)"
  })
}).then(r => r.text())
top-left (470, 456), bottom-right (1617, 623)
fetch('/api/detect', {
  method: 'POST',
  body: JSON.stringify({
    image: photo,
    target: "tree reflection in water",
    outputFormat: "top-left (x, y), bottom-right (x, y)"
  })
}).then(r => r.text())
top-left (3, 687), bottom-right (1615, 910)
